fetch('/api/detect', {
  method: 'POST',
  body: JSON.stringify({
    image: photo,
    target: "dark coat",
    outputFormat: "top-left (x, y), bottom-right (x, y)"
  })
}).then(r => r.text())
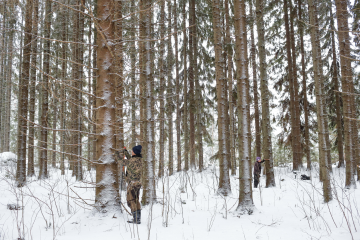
top-left (254, 160), bottom-right (265, 180)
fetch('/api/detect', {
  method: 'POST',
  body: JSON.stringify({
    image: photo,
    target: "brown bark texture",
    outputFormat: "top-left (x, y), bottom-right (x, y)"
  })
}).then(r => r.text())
top-left (95, 0), bottom-right (120, 208)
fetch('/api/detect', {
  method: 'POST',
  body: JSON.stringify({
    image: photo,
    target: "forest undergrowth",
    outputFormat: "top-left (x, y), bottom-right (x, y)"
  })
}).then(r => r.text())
top-left (0, 162), bottom-right (359, 240)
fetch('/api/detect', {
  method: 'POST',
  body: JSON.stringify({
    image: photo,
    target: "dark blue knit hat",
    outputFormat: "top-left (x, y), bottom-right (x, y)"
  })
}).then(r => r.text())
top-left (133, 145), bottom-right (142, 155)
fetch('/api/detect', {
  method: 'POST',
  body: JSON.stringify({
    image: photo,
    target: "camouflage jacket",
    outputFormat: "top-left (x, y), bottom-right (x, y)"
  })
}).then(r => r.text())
top-left (116, 152), bottom-right (143, 183)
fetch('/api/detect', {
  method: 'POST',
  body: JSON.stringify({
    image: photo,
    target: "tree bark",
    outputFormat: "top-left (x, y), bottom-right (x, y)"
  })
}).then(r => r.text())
top-left (212, 0), bottom-right (231, 196)
top-left (289, 4), bottom-right (303, 170)
top-left (183, 0), bottom-right (189, 171)
top-left (189, 0), bottom-right (196, 169)
top-left (159, 0), bottom-right (165, 177)
top-left (95, 0), bottom-right (120, 209)
top-left (130, 0), bottom-right (137, 148)
top-left (234, 0), bottom-right (253, 212)
top-left (16, 0), bottom-right (33, 186)
top-left (174, 0), bottom-right (181, 172)
top-left (329, 8), bottom-right (344, 169)
top-left (193, 0), bottom-right (203, 172)
top-left (256, 0), bottom-right (276, 187)
top-left (334, 0), bottom-right (357, 187)
top-left (308, 0), bottom-right (332, 202)
top-left (141, 0), bottom-right (156, 205)
top-left (27, 0), bottom-right (38, 177)
top-left (167, 0), bottom-right (174, 176)
top-left (225, 0), bottom-right (235, 175)
top-left (284, 0), bottom-right (300, 171)
top-left (298, 0), bottom-right (311, 170)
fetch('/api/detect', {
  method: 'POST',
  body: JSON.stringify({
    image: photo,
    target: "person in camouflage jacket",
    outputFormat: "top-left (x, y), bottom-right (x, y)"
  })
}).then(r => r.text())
top-left (116, 145), bottom-right (143, 224)
top-left (253, 157), bottom-right (269, 188)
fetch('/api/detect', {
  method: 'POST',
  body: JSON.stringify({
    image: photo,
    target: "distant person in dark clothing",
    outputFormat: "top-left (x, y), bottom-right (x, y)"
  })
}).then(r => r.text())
top-left (253, 157), bottom-right (269, 188)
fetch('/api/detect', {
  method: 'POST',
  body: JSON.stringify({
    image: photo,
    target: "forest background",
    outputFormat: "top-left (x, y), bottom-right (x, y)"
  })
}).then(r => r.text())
top-left (0, 0), bottom-right (359, 223)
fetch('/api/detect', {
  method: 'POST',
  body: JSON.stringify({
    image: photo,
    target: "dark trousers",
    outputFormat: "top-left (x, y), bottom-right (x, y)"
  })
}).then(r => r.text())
top-left (254, 174), bottom-right (260, 188)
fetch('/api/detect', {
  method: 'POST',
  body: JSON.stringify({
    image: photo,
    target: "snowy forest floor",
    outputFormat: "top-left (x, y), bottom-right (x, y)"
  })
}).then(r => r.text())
top-left (0, 157), bottom-right (359, 240)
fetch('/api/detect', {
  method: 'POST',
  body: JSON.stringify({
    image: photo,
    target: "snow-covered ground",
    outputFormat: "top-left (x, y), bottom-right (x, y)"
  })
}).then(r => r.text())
top-left (0, 158), bottom-right (359, 240)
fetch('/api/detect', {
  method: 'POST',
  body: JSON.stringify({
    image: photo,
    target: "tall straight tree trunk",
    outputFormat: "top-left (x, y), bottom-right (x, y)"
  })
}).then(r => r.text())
top-left (298, 0), bottom-right (311, 170)
top-left (92, 1), bottom-right (97, 172)
top-left (158, 0), bottom-right (165, 178)
top-left (193, 0), bottom-right (203, 172)
top-left (5, 1), bottom-right (15, 152)
top-left (308, 0), bottom-right (332, 202)
top-left (189, 0), bottom-right (195, 169)
top-left (329, 8), bottom-right (344, 168)
top-left (234, 0), bottom-right (253, 212)
top-left (87, 16), bottom-right (92, 171)
top-left (250, 5), bottom-right (261, 160)
top-left (70, 0), bottom-right (79, 178)
top-left (334, 0), bottom-right (357, 187)
top-left (183, 0), bottom-right (189, 171)
top-left (150, 11), bottom-right (156, 183)
top-left (16, 0), bottom-right (33, 186)
top-left (139, 0), bottom-right (147, 166)
top-left (290, 6), bottom-right (303, 169)
top-left (141, 0), bottom-right (156, 205)
top-left (174, 0), bottom-right (181, 172)
top-left (256, 0), bottom-right (275, 187)
top-left (28, 0), bottom-right (38, 177)
top-left (225, 0), bottom-right (235, 175)
top-left (114, 0), bottom-right (124, 156)
top-left (95, 0), bottom-right (120, 208)
top-left (77, 0), bottom-right (85, 180)
top-left (212, 0), bottom-right (231, 196)
top-left (284, 0), bottom-right (300, 171)
top-left (60, 0), bottom-right (68, 175)
top-left (0, 1), bottom-right (7, 153)
top-left (167, 0), bottom-right (174, 176)
top-left (52, 50), bottom-right (59, 168)
top-left (39, 0), bottom-right (51, 179)
top-left (130, 0), bottom-right (137, 148)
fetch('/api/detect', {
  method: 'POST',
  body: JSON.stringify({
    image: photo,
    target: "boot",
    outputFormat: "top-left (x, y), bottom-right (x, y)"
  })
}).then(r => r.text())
top-left (127, 211), bottom-right (137, 224)
top-left (136, 210), bottom-right (141, 224)
top-left (127, 210), bottom-right (141, 224)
